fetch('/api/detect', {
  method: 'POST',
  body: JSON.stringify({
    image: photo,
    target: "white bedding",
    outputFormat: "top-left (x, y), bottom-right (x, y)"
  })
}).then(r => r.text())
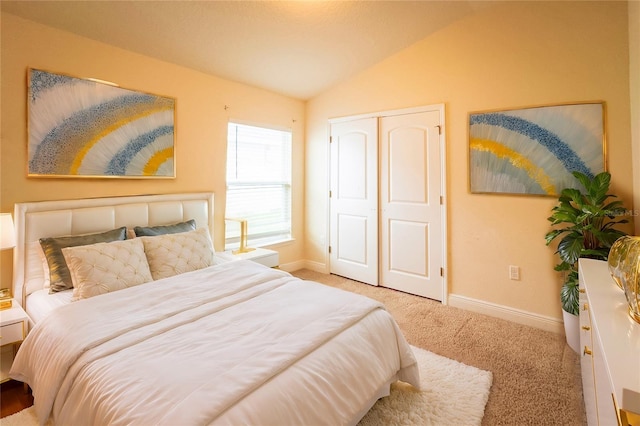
top-left (11, 260), bottom-right (419, 425)
top-left (25, 289), bottom-right (73, 325)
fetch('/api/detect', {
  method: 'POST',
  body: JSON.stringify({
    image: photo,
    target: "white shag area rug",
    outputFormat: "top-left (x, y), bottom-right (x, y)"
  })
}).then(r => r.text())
top-left (2, 346), bottom-right (492, 426)
top-left (359, 346), bottom-right (493, 426)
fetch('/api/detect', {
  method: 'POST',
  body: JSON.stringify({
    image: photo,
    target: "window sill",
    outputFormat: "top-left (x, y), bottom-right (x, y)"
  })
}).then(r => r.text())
top-left (225, 237), bottom-right (295, 252)
top-left (261, 237), bottom-right (295, 249)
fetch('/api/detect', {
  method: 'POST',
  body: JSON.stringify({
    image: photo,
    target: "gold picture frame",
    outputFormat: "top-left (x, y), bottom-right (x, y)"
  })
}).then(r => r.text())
top-left (468, 101), bottom-right (606, 196)
top-left (27, 68), bottom-right (176, 178)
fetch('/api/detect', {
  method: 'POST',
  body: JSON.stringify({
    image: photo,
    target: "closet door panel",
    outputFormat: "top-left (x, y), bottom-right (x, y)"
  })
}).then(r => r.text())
top-left (329, 118), bottom-right (378, 285)
top-left (380, 111), bottom-right (443, 300)
top-left (389, 128), bottom-right (428, 204)
top-left (335, 214), bottom-right (368, 265)
top-left (388, 219), bottom-right (429, 277)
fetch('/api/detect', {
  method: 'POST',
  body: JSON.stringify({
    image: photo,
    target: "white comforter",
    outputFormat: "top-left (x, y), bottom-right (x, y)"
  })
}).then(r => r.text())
top-left (11, 260), bottom-right (419, 426)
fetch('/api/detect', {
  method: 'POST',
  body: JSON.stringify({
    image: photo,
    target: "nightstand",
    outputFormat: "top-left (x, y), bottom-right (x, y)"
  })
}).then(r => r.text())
top-left (1, 301), bottom-right (29, 383)
top-left (233, 248), bottom-right (279, 268)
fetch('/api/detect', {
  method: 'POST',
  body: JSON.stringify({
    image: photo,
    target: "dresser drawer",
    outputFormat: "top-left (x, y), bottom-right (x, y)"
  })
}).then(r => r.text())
top-left (0, 321), bottom-right (24, 346)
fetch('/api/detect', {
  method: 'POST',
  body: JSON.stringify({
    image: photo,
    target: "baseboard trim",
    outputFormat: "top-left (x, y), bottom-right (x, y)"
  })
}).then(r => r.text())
top-left (448, 294), bottom-right (564, 334)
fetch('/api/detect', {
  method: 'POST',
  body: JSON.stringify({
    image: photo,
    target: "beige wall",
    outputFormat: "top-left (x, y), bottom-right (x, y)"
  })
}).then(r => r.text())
top-left (306, 1), bottom-right (633, 320)
top-left (0, 13), bottom-right (306, 286)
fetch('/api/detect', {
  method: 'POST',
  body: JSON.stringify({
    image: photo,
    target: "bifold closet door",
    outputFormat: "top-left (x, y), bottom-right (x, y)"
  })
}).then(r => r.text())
top-left (329, 108), bottom-right (444, 300)
top-left (328, 117), bottom-right (378, 286)
top-left (379, 111), bottom-right (443, 301)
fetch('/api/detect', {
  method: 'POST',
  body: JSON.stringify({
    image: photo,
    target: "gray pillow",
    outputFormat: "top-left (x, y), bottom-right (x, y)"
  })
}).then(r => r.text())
top-left (40, 227), bottom-right (128, 293)
top-left (133, 219), bottom-right (196, 237)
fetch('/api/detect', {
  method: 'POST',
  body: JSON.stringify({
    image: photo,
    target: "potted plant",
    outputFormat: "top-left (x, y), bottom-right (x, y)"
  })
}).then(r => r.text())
top-left (545, 171), bottom-right (628, 352)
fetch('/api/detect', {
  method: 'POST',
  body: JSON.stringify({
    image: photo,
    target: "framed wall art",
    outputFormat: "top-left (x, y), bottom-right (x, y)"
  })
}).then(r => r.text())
top-left (28, 68), bottom-right (176, 178)
top-left (468, 101), bottom-right (606, 196)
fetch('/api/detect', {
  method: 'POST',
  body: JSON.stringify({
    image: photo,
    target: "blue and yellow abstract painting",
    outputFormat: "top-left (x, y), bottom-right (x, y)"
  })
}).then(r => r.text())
top-left (469, 102), bottom-right (604, 196)
top-left (28, 69), bottom-right (175, 178)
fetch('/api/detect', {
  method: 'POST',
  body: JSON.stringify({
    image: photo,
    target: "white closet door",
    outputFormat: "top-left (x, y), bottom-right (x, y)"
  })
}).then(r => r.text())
top-left (379, 111), bottom-right (444, 300)
top-left (329, 118), bottom-right (378, 285)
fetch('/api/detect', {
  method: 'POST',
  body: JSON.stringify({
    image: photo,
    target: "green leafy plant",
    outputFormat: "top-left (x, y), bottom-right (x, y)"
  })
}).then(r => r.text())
top-left (545, 171), bottom-right (628, 315)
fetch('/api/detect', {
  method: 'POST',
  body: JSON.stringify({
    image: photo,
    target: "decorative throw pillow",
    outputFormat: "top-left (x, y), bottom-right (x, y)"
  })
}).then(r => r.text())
top-left (37, 244), bottom-right (51, 288)
top-left (62, 238), bottom-right (153, 301)
top-left (40, 227), bottom-right (128, 293)
top-left (141, 227), bottom-right (215, 280)
top-left (133, 219), bottom-right (196, 237)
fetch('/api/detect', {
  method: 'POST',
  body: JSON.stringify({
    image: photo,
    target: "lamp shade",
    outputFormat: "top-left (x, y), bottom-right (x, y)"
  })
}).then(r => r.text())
top-left (0, 213), bottom-right (16, 250)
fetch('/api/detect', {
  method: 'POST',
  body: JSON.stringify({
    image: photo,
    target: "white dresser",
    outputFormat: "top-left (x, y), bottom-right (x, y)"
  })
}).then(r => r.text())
top-left (578, 259), bottom-right (640, 426)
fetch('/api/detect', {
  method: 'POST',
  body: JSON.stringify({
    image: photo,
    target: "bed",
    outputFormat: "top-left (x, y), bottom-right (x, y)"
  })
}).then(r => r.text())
top-left (9, 192), bottom-right (419, 425)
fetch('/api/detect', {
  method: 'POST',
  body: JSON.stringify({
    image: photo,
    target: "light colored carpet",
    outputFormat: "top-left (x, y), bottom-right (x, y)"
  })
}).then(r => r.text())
top-left (291, 269), bottom-right (586, 426)
top-left (1, 346), bottom-right (491, 426)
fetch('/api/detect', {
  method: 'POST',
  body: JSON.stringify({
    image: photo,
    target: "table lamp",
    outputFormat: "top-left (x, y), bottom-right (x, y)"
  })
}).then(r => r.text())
top-left (1, 213), bottom-right (16, 250)
top-left (226, 218), bottom-right (255, 254)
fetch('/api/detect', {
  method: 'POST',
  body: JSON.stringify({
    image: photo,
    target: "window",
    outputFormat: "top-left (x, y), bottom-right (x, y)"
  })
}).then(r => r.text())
top-left (225, 122), bottom-right (292, 249)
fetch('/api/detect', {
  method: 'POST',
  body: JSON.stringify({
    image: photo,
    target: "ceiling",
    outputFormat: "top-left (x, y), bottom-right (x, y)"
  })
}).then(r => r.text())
top-left (2, 1), bottom-right (492, 100)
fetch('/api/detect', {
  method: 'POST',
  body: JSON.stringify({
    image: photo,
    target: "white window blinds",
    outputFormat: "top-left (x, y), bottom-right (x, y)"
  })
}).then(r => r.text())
top-left (225, 122), bottom-right (292, 249)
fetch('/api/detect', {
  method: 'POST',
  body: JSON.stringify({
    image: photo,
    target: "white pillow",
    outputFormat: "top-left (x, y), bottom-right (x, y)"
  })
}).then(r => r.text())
top-left (141, 227), bottom-right (215, 280)
top-left (62, 238), bottom-right (153, 301)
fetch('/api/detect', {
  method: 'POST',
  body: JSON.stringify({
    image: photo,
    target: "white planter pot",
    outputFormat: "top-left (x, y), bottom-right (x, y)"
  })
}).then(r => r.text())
top-left (563, 309), bottom-right (580, 354)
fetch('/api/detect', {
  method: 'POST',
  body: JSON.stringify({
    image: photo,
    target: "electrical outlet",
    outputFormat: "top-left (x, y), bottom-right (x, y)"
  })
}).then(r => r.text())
top-left (509, 265), bottom-right (520, 280)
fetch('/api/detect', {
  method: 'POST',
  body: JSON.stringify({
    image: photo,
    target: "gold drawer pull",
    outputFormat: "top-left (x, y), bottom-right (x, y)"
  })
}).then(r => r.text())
top-left (579, 288), bottom-right (586, 294)
top-left (581, 326), bottom-right (591, 331)
top-left (583, 303), bottom-right (589, 311)
top-left (583, 346), bottom-right (592, 356)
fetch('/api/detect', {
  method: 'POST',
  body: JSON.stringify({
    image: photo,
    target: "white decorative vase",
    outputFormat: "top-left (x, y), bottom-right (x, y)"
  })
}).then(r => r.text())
top-left (563, 309), bottom-right (580, 354)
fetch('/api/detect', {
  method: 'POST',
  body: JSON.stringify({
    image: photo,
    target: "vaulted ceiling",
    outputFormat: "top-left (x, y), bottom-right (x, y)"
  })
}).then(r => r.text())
top-left (2, 1), bottom-right (493, 100)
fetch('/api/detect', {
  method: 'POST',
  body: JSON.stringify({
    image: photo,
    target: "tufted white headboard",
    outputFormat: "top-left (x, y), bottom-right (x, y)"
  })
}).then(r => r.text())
top-left (13, 192), bottom-right (214, 307)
